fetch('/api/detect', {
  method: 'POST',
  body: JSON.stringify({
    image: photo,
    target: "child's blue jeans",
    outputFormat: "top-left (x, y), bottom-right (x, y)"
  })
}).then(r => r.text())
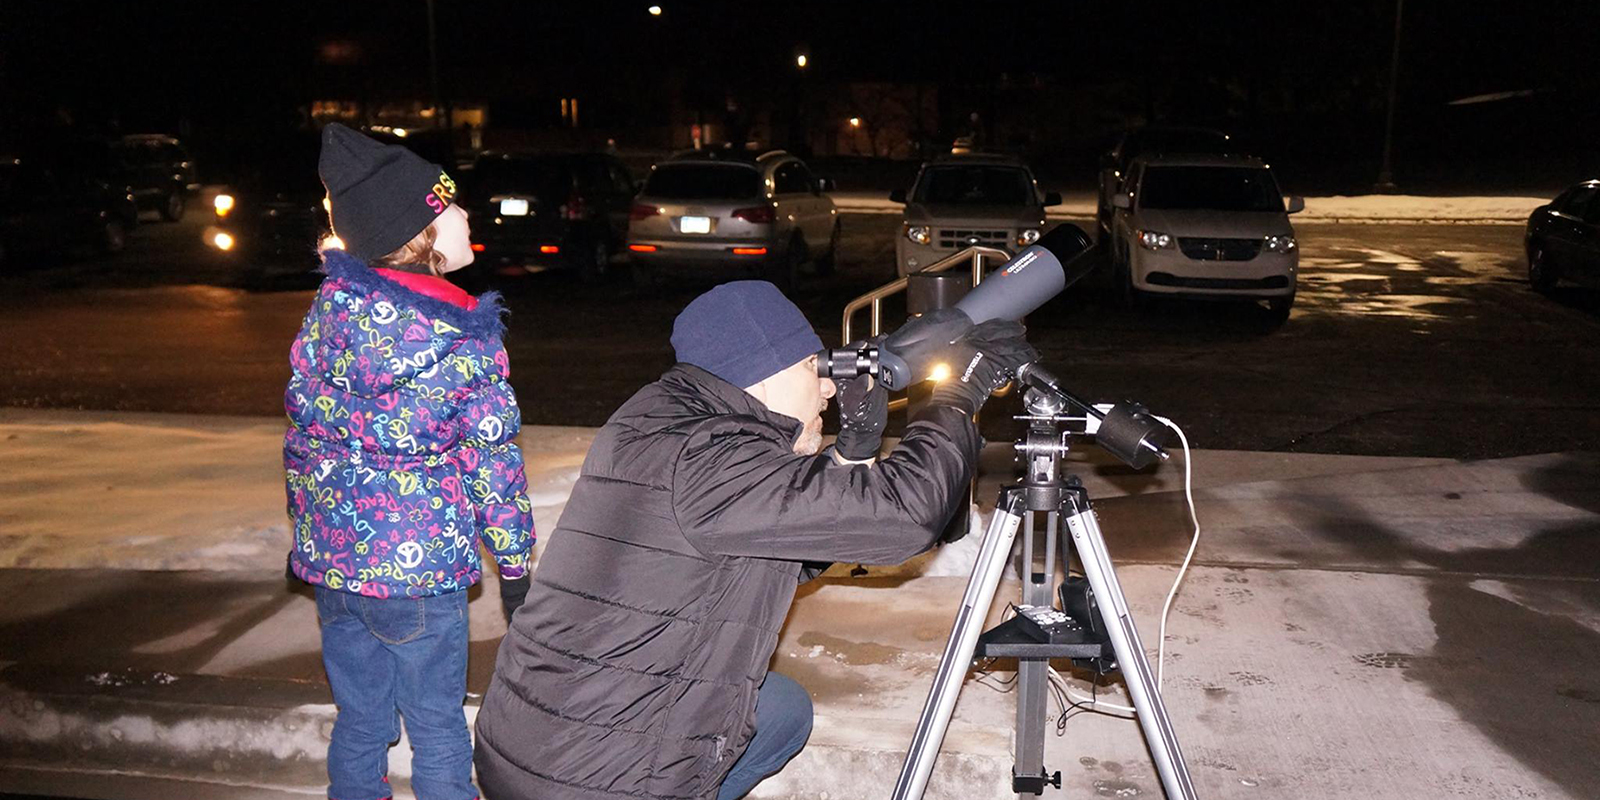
top-left (315, 586), bottom-right (477, 800)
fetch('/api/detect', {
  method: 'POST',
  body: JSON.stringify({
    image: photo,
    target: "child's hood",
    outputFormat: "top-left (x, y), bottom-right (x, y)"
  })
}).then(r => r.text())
top-left (300, 249), bottom-right (508, 396)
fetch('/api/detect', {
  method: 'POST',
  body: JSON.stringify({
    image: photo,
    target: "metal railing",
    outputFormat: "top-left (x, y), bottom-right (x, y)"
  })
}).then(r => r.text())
top-left (840, 245), bottom-right (1013, 345)
top-left (840, 245), bottom-right (1013, 412)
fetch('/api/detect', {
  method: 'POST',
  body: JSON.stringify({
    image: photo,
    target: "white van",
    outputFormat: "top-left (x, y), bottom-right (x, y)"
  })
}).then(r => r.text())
top-left (1107, 153), bottom-right (1304, 324)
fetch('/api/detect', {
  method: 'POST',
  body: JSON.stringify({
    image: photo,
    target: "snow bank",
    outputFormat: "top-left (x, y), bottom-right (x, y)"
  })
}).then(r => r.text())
top-left (828, 191), bottom-right (1545, 224)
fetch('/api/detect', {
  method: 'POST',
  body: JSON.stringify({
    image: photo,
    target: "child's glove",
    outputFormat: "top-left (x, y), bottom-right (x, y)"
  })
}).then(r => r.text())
top-left (500, 575), bottom-right (531, 623)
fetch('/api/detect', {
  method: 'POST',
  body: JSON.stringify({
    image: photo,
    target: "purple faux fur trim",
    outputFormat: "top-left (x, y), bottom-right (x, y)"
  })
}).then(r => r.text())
top-left (319, 249), bottom-right (507, 340)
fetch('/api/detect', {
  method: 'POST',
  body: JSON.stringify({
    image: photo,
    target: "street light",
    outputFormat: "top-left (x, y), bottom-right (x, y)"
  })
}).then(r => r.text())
top-left (648, 5), bottom-right (662, 15)
top-left (848, 117), bottom-right (861, 128)
top-left (796, 53), bottom-right (808, 69)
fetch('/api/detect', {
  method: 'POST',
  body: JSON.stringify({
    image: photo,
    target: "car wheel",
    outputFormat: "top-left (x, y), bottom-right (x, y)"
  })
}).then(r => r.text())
top-left (1113, 243), bottom-right (1140, 308)
top-left (1263, 293), bottom-right (1294, 329)
top-left (580, 239), bottom-right (610, 284)
top-left (102, 218), bottom-right (128, 254)
top-left (1528, 243), bottom-right (1558, 292)
top-left (765, 238), bottom-right (803, 291)
top-left (815, 220), bottom-right (841, 277)
top-left (160, 191), bottom-right (185, 222)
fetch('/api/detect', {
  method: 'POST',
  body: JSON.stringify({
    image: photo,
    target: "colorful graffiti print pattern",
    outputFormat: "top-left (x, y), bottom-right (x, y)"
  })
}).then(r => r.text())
top-left (284, 254), bottom-right (533, 599)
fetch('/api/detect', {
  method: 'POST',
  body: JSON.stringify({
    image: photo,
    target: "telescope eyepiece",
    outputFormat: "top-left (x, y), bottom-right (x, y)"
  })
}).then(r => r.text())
top-left (818, 347), bottom-right (880, 379)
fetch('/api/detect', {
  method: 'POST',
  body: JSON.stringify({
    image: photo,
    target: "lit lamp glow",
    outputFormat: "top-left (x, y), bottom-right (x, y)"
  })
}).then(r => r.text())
top-left (648, 5), bottom-right (662, 14)
top-left (212, 232), bottom-right (235, 251)
top-left (927, 363), bottom-right (952, 383)
top-left (796, 54), bottom-right (808, 69)
top-left (213, 193), bottom-right (235, 217)
top-left (321, 234), bottom-right (346, 252)
top-left (848, 117), bottom-right (861, 128)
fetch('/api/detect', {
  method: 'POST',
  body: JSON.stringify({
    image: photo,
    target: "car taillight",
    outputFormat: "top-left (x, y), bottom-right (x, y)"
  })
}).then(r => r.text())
top-left (540, 245), bottom-right (560, 254)
top-left (471, 243), bottom-right (485, 252)
top-left (629, 244), bottom-right (658, 253)
top-left (630, 203), bottom-right (662, 221)
top-left (731, 205), bottom-right (775, 224)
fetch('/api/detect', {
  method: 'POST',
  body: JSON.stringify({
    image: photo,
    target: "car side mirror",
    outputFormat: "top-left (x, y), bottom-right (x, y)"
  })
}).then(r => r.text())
top-left (1110, 193), bottom-right (1132, 210)
top-left (1284, 196), bottom-right (1305, 214)
top-left (889, 188), bottom-right (907, 204)
top-left (815, 177), bottom-right (836, 194)
top-left (1043, 191), bottom-right (1063, 207)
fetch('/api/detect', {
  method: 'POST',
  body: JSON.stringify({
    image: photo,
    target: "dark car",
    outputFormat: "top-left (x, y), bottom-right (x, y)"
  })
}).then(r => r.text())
top-left (1097, 126), bottom-right (1234, 237)
top-left (114, 134), bottom-right (200, 221)
top-left (1526, 180), bottom-right (1600, 292)
top-left (0, 154), bottom-right (140, 270)
top-left (206, 132), bottom-right (330, 269)
top-left (463, 151), bottom-right (636, 282)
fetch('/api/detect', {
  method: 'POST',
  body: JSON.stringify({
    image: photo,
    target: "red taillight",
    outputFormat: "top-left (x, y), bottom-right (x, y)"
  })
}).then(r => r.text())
top-left (731, 247), bottom-right (768, 256)
top-left (470, 243), bottom-right (485, 252)
top-left (539, 245), bottom-right (560, 254)
top-left (630, 203), bottom-right (662, 221)
top-left (731, 205), bottom-right (775, 224)
top-left (629, 244), bottom-right (658, 253)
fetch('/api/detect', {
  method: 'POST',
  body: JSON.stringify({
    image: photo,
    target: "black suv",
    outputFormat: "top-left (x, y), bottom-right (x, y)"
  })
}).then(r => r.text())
top-left (0, 153), bottom-right (140, 270)
top-left (114, 134), bottom-right (199, 222)
top-left (463, 151), bottom-right (636, 282)
top-left (206, 132), bottom-right (329, 269)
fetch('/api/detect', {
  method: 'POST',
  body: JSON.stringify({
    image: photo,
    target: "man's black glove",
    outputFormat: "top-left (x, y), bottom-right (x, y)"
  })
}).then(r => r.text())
top-left (927, 319), bottom-right (1038, 416)
top-left (832, 372), bottom-right (888, 462)
top-left (880, 308), bottom-right (976, 383)
top-left (500, 575), bottom-right (530, 622)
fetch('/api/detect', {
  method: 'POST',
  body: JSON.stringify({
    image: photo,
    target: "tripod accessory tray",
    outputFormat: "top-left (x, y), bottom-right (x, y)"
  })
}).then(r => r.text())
top-left (974, 607), bottom-right (1111, 660)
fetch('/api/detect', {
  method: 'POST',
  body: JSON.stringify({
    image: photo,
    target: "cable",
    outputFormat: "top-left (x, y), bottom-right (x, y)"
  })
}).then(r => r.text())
top-left (1150, 417), bottom-right (1199, 689)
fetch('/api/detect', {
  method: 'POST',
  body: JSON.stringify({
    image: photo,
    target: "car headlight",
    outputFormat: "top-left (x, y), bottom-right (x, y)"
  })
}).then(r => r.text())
top-left (1138, 230), bottom-right (1174, 250)
top-left (1017, 228), bottom-right (1041, 246)
top-left (213, 193), bottom-right (235, 218)
top-left (905, 225), bottom-right (931, 245)
top-left (1264, 234), bottom-right (1297, 252)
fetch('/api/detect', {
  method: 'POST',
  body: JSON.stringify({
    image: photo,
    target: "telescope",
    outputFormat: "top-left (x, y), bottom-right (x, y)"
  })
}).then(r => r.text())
top-left (818, 224), bottom-right (1093, 392)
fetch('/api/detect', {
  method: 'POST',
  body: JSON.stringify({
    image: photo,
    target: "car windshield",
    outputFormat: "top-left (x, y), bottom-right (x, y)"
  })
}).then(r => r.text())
top-left (474, 158), bottom-right (571, 198)
top-left (238, 136), bottom-right (324, 196)
top-left (643, 164), bottom-right (762, 200)
top-left (914, 166), bottom-right (1032, 206)
top-left (1139, 166), bottom-right (1283, 212)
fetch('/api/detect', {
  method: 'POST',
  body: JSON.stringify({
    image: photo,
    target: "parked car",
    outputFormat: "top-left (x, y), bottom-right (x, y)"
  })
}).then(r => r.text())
top-left (114, 134), bottom-right (200, 222)
top-left (1525, 180), bottom-right (1600, 292)
top-left (1105, 153), bottom-right (1303, 323)
top-left (626, 149), bottom-right (839, 289)
top-left (0, 153), bottom-right (139, 269)
top-left (463, 151), bottom-right (636, 283)
top-left (205, 132), bottom-right (329, 268)
top-left (1097, 127), bottom-right (1233, 238)
top-left (891, 152), bottom-right (1060, 277)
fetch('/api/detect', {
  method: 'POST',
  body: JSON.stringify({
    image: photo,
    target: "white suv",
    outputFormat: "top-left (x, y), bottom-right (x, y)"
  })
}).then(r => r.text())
top-left (1107, 154), bottom-right (1304, 322)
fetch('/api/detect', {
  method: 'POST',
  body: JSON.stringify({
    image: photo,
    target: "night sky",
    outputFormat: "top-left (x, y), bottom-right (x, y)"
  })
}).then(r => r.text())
top-left (5, 0), bottom-right (1597, 190)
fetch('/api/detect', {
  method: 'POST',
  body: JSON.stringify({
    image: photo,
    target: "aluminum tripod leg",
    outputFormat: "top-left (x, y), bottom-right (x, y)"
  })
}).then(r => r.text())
top-left (1062, 490), bottom-right (1198, 800)
top-left (892, 488), bottom-right (1026, 800)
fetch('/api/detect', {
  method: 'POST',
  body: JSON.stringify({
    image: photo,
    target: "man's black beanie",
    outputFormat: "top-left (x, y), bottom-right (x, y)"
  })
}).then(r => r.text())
top-left (317, 123), bottom-right (457, 262)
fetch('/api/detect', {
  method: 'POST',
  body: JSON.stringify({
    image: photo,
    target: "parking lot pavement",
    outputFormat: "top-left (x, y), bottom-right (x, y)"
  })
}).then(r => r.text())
top-left (1, 214), bottom-right (1597, 458)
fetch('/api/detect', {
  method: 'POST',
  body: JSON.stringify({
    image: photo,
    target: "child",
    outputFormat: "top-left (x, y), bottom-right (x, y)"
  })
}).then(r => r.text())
top-left (285, 123), bottom-right (534, 800)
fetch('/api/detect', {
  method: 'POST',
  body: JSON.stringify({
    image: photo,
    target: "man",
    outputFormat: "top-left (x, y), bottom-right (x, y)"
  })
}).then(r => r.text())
top-left (475, 281), bottom-right (1034, 800)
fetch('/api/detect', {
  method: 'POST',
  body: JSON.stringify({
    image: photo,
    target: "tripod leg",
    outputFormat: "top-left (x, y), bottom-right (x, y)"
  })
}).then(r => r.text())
top-left (893, 488), bottom-right (1027, 800)
top-left (1062, 492), bottom-right (1199, 800)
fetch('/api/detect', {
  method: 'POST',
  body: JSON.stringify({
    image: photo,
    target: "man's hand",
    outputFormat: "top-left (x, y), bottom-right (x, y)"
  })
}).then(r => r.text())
top-left (832, 373), bottom-right (887, 462)
top-left (927, 320), bottom-right (1038, 416)
top-left (500, 575), bottom-right (530, 623)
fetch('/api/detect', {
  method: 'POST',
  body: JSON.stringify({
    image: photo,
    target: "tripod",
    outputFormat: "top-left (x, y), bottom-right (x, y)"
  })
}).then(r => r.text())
top-left (892, 384), bottom-right (1198, 800)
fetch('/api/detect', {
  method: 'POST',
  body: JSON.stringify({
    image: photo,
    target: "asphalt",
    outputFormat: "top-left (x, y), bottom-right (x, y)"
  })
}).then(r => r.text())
top-left (2, 412), bottom-right (1597, 799)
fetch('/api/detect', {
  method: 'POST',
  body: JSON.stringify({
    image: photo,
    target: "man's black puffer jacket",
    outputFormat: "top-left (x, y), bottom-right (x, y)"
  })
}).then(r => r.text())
top-left (475, 364), bottom-right (980, 800)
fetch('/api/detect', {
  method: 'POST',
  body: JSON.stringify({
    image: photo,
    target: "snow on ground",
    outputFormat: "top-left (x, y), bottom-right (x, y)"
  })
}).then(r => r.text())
top-left (828, 191), bottom-right (1545, 224)
top-left (0, 409), bottom-right (588, 573)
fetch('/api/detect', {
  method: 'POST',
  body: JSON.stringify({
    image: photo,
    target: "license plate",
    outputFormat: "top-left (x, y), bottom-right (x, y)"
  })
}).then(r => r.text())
top-left (680, 216), bottom-right (711, 234)
top-left (499, 198), bottom-right (530, 216)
